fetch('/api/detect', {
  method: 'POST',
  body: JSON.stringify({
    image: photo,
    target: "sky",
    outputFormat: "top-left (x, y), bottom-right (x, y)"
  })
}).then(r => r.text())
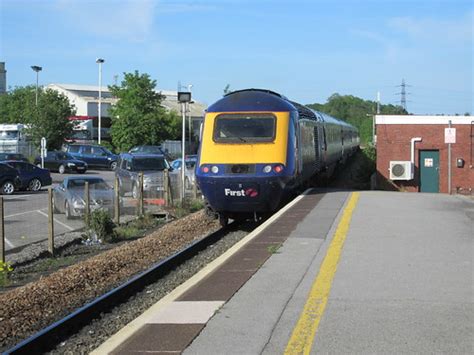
top-left (0, 0), bottom-right (472, 114)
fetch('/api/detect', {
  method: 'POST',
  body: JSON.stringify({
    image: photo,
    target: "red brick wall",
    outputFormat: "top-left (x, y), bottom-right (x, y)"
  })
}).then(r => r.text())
top-left (376, 123), bottom-right (473, 194)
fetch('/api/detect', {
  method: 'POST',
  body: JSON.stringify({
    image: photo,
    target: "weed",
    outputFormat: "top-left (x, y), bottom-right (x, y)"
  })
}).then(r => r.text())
top-left (0, 261), bottom-right (13, 287)
top-left (188, 198), bottom-right (205, 212)
top-left (267, 244), bottom-right (282, 254)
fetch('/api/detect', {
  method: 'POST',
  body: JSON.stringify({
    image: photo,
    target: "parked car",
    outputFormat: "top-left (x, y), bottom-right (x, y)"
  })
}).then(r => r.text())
top-left (65, 144), bottom-right (118, 170)
top-left (53, 176), bottom-right (114, 219)
top-left (0, 162), bottom-right (21, 195)
top-left (170, 156), bottom-right (197, 186)
top-left (0, 152), bottom-right (29, 162)
top-left (34, 151), bottom-right (88, 174)
top-left (116, 153), bottom-right (172, 198)
top-left (129, 145), bottom-right (172, 160)
top-left (170, 155), bottom-right (197, 170)
top-left (5, 161), bottom-right (52, 191)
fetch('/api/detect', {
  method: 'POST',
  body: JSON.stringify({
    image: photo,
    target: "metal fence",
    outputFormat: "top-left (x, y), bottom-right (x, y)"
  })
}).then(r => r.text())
top-left (0, 142), bottom-right (38, 157)
top-left (0, 170), bottom-right (201, 264)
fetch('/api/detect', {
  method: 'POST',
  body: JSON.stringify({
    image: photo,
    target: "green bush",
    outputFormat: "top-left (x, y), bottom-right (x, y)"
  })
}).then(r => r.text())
top-left (86, 209), bottom-right (116, 242)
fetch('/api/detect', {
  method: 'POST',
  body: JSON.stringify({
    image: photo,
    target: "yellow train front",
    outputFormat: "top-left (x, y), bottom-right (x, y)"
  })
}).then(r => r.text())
top-left (196, 89), bottom-right (302, 225)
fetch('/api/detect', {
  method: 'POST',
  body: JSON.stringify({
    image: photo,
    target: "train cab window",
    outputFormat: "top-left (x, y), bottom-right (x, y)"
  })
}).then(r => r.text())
top-left (213, 114), bottom-right (276, 143)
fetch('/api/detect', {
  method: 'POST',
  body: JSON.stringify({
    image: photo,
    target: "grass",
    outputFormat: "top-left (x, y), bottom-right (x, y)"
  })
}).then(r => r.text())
top-left (114, 213), bottom-right (163, 240)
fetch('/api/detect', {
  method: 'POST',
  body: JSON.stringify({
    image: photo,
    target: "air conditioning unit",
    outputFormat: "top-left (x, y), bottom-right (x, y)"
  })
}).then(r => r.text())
top-left (389, 161), bottom-right (414, 180)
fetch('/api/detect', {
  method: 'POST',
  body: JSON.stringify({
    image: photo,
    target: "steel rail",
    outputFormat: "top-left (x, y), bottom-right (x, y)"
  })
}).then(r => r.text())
top-left (4, 224), bottom-right (236, 355)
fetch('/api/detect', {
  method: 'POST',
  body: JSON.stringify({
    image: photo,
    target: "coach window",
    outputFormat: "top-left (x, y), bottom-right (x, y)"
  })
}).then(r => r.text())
top-left (213, 114), bottom-right (276, 143)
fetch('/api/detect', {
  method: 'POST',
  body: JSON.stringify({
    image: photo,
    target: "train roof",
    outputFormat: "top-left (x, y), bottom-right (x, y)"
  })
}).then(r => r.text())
top-left (206, 89), bottom-right (357, 130)
top-left (207, 89), bottom-right (296, 113)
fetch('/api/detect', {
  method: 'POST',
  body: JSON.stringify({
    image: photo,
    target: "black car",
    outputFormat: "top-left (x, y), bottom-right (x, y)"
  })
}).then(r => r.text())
top-left (0, 152), bottom-right (29, 162)
top-left (6, 161), bottom-right (52, 191)
top-left (0, 162), bottom-right (20, 195)
top-left (65, 144), bottom-right (118, 170)
top-left (34, 151), bottom-right (88, 174)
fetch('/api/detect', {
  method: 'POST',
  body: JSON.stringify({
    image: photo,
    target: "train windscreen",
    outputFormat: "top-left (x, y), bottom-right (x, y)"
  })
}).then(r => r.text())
top-left (213, 114), bottom-right (276, 143)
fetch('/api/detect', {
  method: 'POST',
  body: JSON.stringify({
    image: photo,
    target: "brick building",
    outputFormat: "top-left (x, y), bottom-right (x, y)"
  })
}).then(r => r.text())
top-left (375, 115), bottom-right (473, 194)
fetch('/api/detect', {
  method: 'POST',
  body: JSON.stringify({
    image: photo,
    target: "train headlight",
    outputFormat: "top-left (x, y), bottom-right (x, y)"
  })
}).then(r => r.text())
top-left (201, 166), bottom-right (210, 173)
top-left (273, 164), bottom-right (284, 173)
top-left (211, 166), bottom-right (219, 174)
top-left (263, 165), bottom-right (272, 173)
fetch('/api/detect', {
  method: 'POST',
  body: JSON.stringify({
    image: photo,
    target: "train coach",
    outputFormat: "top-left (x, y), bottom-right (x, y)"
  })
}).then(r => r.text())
top-left (195, 89), bottom-right (359, 225)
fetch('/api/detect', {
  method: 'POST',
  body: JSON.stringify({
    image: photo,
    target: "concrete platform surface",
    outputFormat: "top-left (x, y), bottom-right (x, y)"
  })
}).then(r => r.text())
top-left (95, 190), bottom-right (473, 354)
top-left (185, 191), bottom-right (473, 355)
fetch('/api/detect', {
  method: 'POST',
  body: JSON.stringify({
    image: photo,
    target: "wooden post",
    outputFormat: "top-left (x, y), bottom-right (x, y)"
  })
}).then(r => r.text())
top-left (85, 181), bottom-right (90, 226)
top-left (48, 187), bottom-right (55, 256)
top-left (114, 176), bottom-right (120, 224)
top-left (192, 177), bottom-right (198, 200)
top-left (139, 172), bottom-right (144, 217)
top-left (164, 169), bottom-right (169, 207)
top-left (0, 197), bottom-right (5, 263)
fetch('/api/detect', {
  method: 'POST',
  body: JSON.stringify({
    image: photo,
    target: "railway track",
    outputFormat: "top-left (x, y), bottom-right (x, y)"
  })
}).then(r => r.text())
top-left (4, 220), bottom-right (259, 355)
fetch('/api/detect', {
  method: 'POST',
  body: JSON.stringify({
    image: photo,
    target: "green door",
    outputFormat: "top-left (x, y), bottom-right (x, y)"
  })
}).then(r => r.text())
top-left (419, 150), bottom-right (439, 193)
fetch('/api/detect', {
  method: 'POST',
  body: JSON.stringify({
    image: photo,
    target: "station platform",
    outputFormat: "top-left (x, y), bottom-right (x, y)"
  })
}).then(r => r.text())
top-left (93, 190), bottom-right (473, 354)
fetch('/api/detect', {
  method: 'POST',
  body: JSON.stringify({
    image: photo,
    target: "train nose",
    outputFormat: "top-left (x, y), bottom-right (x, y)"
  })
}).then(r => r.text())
top-left (197, 175), bottom-right (287, 213)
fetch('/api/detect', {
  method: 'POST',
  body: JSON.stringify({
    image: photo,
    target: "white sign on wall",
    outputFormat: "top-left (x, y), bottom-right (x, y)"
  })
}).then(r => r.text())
top-left (444, 128), bottom-right (456, 144)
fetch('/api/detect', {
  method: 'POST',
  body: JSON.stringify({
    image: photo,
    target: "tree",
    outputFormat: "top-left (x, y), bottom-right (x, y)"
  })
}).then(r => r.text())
top-left (307, 93), bottom-right (408, 145)
top-left (0, 86), bottom-right (75, 150)
top-left (0, 85), bottom-right (37, 124)
top-left (108, 71), bottom-right (179, 152)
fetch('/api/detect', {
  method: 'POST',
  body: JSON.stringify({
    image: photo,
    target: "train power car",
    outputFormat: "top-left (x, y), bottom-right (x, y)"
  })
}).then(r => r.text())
top-left (195, 89), bottom-right (359, 225)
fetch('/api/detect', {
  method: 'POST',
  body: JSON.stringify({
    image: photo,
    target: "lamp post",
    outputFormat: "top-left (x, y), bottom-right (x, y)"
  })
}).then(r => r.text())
top-left (31, 65), bottom-right (42, 106)
top-left (96, 58), bottom-right (104, 144)
top-left (187, 84), bottom-right (193, 146)
top-left (178, 89), bottom-right (192, 203)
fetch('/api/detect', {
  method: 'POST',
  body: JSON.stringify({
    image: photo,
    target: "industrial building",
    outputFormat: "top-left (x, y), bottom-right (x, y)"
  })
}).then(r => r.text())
top-left (47, 83), bottom-right (206, 121)
top-left (375, 115), bottom-right (473, 194)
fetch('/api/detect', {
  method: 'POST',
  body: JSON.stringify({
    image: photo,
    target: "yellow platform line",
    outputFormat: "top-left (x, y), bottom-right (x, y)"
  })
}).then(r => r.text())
top-left (285, 192), bottom-right (360, 355)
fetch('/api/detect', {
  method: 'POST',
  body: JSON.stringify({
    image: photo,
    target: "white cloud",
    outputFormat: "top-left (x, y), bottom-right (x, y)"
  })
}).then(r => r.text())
top-left (387, 12), bottom-right (473, 44)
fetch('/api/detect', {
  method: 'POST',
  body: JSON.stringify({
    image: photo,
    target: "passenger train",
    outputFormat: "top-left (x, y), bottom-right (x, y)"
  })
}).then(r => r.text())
top-left (195, 89), bottom-right (359, 225)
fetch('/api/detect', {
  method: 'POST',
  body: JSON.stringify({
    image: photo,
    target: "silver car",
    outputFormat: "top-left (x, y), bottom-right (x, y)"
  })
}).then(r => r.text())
top-left (53, 176), bottom-right (114, 219)
top-left (170, 157), bottom-right (197, 188)
top-left (116, 153), bottom-right (172, 199)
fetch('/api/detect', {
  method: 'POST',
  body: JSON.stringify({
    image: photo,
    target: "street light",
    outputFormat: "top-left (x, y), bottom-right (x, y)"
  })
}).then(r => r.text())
top-left (31, 65), bottom-right (42, 106)
top-left (186, 84), bottom-right (193, 146)
top-left (96, 58), bottom-right (105, 144)
top-left (178, 88), bottom-right (192, 203)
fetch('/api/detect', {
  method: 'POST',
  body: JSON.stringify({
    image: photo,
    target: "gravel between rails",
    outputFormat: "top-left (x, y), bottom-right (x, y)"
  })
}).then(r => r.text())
top-left (50, 223), bottom-right (254, 354)
top-left (0, 210), bottom-right (220, 351)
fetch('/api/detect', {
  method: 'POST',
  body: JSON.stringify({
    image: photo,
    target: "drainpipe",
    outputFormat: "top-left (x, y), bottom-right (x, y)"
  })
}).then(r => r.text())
top-left (411, 137), bottom-right (422, 180)
top-left (410, 137), bottom-right (422, 164)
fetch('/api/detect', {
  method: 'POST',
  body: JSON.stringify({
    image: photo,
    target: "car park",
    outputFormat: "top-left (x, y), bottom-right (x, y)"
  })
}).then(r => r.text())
top-left (0, 152), bottom-right (29, 162)
top-left (65, 144), bottom-right (118, 170)
top-left (53, 176), bottom-right (114, 219)
top-left (116, 153), bottom-right (172, 198)
top-left (5, 160), bottom-right (52, 191)
top-left (0, 162), bottom-right (21, 195)
top-left (34, 151), bottom-right (88, 174)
